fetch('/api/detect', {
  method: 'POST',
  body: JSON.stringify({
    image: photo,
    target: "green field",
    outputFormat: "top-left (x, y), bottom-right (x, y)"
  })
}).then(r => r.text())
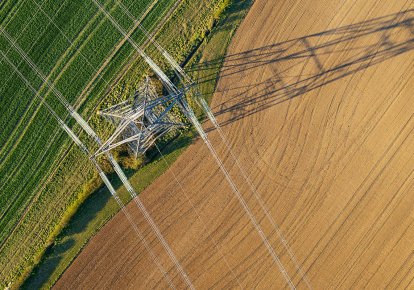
top-left (0, 0), bottom-right (252, 288)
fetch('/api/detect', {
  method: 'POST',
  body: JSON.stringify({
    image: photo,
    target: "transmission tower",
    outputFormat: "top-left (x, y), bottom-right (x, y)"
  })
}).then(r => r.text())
top-left (95, 76), bottom-right (184, 158)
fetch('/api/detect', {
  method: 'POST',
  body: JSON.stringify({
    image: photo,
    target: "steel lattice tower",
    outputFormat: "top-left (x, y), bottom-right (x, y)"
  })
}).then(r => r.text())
top-left (95, 76), bottom-right (183, 158)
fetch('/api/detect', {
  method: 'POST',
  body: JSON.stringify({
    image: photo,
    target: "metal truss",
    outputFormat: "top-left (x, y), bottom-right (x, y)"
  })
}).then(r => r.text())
top-left (95, 76), bottom-right (184, 158)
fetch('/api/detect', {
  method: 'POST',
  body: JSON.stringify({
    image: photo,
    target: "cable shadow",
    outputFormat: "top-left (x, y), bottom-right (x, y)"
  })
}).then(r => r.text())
top-left (191, 9), bottom-right (414, 130)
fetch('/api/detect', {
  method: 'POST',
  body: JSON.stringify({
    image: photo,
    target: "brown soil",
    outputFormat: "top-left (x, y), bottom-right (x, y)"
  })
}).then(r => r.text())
top-left (55, 0), bottom-right (414, 288)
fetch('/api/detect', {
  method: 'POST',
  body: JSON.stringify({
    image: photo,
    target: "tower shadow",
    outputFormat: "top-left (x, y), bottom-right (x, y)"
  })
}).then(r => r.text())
top-left (191, 9), bottom-right (414, 129)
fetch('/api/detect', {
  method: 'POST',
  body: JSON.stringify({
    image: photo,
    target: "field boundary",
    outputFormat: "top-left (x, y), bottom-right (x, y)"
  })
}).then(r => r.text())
top-left (19, 1), bottom-right (254, 288)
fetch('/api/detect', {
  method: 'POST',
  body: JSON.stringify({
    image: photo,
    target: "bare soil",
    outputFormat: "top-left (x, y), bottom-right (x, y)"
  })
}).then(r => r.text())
top-left (55, 0), bottom-right (414, 288)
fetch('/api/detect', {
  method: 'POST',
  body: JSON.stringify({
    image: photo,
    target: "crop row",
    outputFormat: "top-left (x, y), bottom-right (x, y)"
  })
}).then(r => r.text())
top-left (0, 0), bottom-right (151, 281)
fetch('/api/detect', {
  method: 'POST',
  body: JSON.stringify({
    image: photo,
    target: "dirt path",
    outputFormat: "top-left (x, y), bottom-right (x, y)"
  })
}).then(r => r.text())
top-left (55, 0), bottom-right (414, 288)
